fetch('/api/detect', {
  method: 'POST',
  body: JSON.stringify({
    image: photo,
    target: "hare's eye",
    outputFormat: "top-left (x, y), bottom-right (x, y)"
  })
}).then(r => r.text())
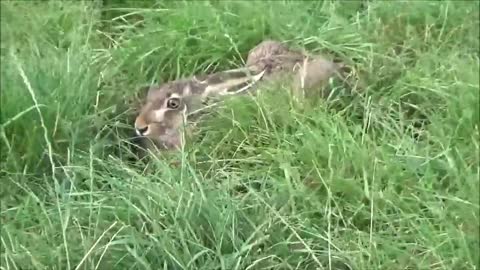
top-left (166, 97), bottom-right (180, 109)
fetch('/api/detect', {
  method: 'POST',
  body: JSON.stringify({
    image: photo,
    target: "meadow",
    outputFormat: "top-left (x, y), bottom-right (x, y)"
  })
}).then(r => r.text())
top-left (1, 1), bottom-right (479, 269)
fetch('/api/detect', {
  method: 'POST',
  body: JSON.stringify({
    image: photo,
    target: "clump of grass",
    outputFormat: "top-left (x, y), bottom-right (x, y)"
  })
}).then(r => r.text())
top-left (1, 1), bottom-right (479, 269)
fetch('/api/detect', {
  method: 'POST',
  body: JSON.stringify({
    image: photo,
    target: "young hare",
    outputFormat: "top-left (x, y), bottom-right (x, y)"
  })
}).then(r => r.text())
top-left (133, 40), bottom-right (357, 155)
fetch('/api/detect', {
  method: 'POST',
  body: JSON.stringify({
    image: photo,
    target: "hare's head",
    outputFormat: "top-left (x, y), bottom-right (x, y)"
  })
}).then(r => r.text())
top-left (135, 81), bottom-right (191, 135)
top-left (133, 79), bottom-right (199, 152)
top-left (134, 67), bottom-right (266, 152)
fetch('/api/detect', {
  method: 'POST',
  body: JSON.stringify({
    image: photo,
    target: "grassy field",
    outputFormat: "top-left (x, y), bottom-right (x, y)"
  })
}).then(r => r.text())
top-left (1, 1), bottom-right (479, 269)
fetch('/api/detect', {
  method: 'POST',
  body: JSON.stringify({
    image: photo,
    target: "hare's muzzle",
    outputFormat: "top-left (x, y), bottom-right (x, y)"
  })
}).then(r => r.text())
top-left (134, 116), bottom-right (150, 136)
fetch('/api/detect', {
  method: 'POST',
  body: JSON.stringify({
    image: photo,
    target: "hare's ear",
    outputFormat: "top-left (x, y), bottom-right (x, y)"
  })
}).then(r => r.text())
top-left (202, 67), bottom-right (266, 97)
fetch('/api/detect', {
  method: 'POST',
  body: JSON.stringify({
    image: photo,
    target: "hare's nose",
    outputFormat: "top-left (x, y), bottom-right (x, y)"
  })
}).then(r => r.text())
top-left (135, 125), bottom-right (149, 136)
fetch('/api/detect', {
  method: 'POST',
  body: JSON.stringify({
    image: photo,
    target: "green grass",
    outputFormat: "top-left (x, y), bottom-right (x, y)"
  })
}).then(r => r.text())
top-left (1, 1), bottom-right (479, 269)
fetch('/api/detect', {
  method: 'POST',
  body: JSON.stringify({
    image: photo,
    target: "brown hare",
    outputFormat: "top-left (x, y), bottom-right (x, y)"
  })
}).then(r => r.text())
top-left (133, 40), bottom-right (354, 155)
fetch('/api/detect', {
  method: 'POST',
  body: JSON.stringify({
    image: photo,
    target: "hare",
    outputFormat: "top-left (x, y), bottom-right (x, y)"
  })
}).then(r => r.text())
top-left (133, 40), bottom-right (356, 155)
